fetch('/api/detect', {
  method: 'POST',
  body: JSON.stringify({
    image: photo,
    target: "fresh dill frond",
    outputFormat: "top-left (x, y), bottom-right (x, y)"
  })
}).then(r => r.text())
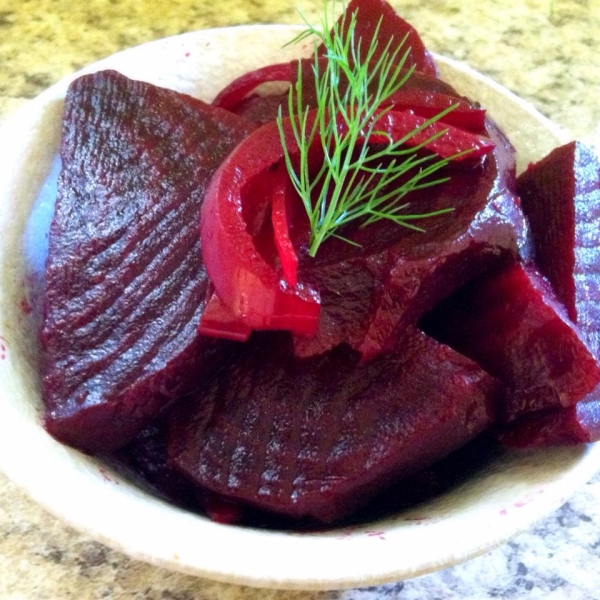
top-left (277, 3), bottom-right (459, 258)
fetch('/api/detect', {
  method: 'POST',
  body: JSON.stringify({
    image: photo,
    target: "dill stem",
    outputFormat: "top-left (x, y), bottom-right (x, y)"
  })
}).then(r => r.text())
top-left (277, 4), bottom-right (463, 258)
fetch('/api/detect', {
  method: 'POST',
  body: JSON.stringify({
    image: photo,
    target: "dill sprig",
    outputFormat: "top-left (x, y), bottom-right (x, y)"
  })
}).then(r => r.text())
top-left (277, 4), bottom-right (459, 257)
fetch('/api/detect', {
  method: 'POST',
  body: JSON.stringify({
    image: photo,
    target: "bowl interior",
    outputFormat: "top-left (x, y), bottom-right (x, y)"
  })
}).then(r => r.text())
top-left (0, 25), bottom-right (598, 591)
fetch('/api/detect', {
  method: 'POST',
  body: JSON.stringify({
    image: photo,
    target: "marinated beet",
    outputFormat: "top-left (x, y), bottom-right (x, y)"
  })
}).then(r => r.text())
top-left (37, 0), bottom-right (600, 528)
top-left (41, 70), bottom-right (253, 452)
top-left (167, 328), bottom-right (500, 523)
top-left (205, 1), bottom-right (518, 361)
top-left (486, 142), bottom-right (600, 448)
top-left (323, 0), bottom-right (438, 77)
top-left (517, 141), bottom-right (600, 355)
top-left (422, 261), bottom-right (600, 421)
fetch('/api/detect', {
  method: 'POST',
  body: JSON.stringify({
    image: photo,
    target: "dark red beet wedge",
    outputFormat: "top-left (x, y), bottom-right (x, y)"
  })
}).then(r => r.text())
top-left (422, 261), bottom-right (600, 422)
top-left (212, 0), bottom-right (520, 362)
top-left (517, 141), bottom-right (600, 356)
top-left (167, 328), bottom-right (500, 524)
top-left (42, 70), bottom-right (254, 452)
top-left (324, 0), bottom-right (438, 77)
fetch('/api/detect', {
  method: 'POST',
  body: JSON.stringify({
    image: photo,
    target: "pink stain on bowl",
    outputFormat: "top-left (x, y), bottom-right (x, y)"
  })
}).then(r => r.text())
top-left (21, 298), bottom-right (33, 314)
top-left (98, 466), bottom-right (119, 484)
top-left (366, 530), bottom-right (386, 540)
top-left (500, 489), bottom-right (546, 515)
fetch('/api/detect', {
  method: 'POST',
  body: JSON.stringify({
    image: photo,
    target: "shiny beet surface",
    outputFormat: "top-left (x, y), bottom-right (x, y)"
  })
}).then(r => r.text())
top-left (167, 328), bottom-right (500, 523)
top-left (322, 0), bottom-right (438, 77)
top-left (41, 70), bottom-right (253, 452)
top-left (517, 141), bottom-right (600, 356)
top-left (37, 0), bottom-right (600, 524)
top-left (422, 261), bottom-right (600, 421)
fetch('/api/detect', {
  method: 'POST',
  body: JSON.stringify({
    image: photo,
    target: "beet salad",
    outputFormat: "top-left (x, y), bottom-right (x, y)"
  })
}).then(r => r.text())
top-left (37, 0), bottom-right (600, 526)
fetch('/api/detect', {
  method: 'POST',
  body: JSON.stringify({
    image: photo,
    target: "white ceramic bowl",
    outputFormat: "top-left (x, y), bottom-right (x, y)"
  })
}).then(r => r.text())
top-left (1, 25), bottom-right (599, 591)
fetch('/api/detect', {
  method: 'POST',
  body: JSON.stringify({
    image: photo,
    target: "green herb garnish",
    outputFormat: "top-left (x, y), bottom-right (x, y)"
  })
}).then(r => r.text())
top-left (277, 4), bottom-right (458, 257)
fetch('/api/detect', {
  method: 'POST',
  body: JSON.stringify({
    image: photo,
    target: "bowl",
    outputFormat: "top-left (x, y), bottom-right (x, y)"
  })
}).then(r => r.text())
top-left (1, 25), bottom-right (599, 591)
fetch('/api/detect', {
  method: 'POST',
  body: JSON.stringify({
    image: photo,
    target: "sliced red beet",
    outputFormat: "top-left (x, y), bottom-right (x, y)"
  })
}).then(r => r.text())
top-left (254, 62), bottom-right (518, 362)
top-left (167, 328), bottom-right (500, 523)
top-left (324, 0), bottom-right (438, 77)
top-left (494, 397), bottom-right (600, 447)
top-left (516, 141), bottom-right (600, 356)
top-left (41, 70), bottom-right (254, 452)
top-left (421, 261), bottom-right (600, 422)
top-left (199, 102), bottom-right (499, 346)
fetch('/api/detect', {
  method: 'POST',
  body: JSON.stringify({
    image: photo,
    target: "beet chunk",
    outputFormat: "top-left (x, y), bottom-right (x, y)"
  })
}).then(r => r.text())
top-left (517, 142), bottom-right (600, 355)
top-left (422, 261), bottom-right (600, 422)
top-left (214, 3), bottom-right (521, 362)
top-left (323, 0), bottom-right (438, 77)
top-left (167, 328), bottom-right (500, 524)
top-left (41, 70), bottom-right (254, 452)
top-left (475, 143), bottom-right (600, 448)
top-left (215, 67), bottom-right (526, 360)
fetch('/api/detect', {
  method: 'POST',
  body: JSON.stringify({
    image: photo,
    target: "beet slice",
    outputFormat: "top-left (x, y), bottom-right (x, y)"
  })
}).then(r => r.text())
top-left (516, 141), bottom-right (600, 355)
top-left (422, 261), bottom-right (600, 422)
top-left (210, 51), bottom-right (523, 360)
top-left (167, 328), bottom-right (500, 524)
top-left (41, 70), bottom-right (254, 452)
top-left (218, 77), bottom-right (508, 361)
top-left (324, 0), bottom-right (438, 77)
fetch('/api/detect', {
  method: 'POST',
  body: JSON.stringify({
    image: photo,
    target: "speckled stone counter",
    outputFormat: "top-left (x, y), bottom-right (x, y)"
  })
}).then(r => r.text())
top-left (1, 0), bottom-right (600, 598)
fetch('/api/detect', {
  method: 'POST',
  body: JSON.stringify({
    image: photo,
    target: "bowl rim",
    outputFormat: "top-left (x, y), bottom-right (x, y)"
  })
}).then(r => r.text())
top-left (0, 24), bottom-right (598, 591)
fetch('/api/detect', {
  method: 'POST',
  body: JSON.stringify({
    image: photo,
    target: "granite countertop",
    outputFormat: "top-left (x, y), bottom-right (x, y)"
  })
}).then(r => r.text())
top-left (1, 0), bottom-right (600, 598)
